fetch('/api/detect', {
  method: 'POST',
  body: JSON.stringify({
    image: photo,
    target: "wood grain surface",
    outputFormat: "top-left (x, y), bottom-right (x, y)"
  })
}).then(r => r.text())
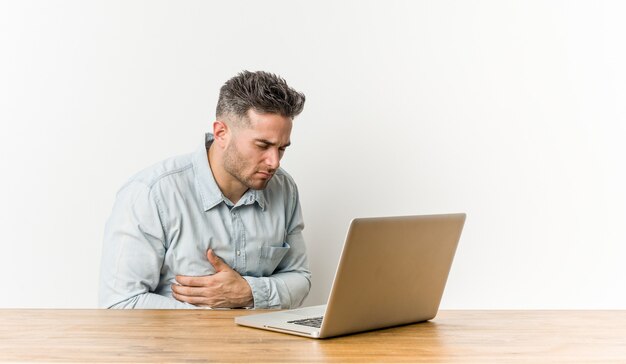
top-left (0, 309), bottom-right (624, 363)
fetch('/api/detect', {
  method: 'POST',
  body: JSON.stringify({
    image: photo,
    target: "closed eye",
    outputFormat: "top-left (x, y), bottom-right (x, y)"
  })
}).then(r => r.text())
top-left (256, 143), bottom-right (270, 149)
top-left (255, 139), bottom-right (290, 151)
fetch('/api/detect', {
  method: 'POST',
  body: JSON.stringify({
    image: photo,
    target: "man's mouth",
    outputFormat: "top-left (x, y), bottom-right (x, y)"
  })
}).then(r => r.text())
top-left (256, 171), bottom-right (273, 179)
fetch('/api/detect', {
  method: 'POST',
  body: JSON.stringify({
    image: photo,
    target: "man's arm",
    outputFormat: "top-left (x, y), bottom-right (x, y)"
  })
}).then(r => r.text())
top-left (99, 181), bottom-right (195, 309)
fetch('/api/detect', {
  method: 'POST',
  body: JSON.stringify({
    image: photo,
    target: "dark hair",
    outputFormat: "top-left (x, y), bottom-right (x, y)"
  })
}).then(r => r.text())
top-left (216, 70), bottom-right (306, 125)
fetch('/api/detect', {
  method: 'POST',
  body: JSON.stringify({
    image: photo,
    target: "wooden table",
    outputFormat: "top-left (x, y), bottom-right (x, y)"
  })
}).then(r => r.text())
top-left (1, 309), bottom-right (624, 363)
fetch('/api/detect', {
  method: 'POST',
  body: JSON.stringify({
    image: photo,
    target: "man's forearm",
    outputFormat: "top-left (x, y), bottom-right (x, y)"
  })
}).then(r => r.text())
top-left (244, 271), bottom-right (311, 309)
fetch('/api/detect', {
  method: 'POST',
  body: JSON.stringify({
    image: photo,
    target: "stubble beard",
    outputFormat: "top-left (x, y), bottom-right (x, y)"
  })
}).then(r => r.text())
top-left (223, 141), bottom-right (271, 191)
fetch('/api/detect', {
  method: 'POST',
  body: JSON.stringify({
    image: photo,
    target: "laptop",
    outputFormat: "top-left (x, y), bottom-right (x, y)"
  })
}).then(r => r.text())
top-left (235, 213), bottom-right (466, 339)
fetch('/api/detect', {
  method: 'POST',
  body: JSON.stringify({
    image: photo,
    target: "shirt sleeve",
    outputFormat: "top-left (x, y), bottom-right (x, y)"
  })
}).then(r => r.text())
top-left (243, 182), bottom-right (312, 309)
top-left (98, 180), bottom-right (195, 309)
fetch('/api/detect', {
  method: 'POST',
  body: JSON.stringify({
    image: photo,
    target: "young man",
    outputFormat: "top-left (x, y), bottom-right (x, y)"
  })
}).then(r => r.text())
top-left (99, 71), bottom-right (310, 309)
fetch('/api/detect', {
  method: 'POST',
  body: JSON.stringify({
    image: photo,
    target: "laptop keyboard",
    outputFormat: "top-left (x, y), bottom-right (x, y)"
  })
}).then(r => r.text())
top-left (287, 316), bottom-right (324, 328)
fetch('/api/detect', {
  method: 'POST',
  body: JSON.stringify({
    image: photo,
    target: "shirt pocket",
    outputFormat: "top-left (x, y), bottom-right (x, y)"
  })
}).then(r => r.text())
top-left (258, 242), bottom-right (291, 276)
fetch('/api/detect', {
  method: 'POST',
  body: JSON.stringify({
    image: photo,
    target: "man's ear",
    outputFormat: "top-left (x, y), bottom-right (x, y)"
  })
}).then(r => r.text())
top-left (212, 120), bottom-right (229, 148)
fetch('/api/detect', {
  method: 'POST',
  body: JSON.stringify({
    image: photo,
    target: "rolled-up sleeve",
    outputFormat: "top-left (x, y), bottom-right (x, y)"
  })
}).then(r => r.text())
top-left (99, 181), bottom-right (194, 309)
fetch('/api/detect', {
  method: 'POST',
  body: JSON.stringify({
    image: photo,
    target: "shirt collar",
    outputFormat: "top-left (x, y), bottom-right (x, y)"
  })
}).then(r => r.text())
top-left (245, 189), bottom-right (267, 210)
top-left (193, 133), bottom-right (267, 211)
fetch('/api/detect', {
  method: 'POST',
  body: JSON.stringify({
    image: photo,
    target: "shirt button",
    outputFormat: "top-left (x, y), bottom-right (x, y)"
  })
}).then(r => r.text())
top-left (236, 250), bottom-right (241, 256)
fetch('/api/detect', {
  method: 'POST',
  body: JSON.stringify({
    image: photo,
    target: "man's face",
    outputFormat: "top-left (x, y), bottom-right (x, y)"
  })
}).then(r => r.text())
top-left (222, 109), bottom-right (293, 191)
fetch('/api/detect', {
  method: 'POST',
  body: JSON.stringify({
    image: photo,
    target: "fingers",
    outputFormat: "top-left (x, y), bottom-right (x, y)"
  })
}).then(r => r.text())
top-left (175, 275), bottom-right (208, 287)
top-left (171, 283), bottom-right (205, 297)
top-left (171, 283), bottom-right (229, 307)
top-left (171, 282), bottom-right (215, 306)
top-left (172, 291), bottom-right (208, 306)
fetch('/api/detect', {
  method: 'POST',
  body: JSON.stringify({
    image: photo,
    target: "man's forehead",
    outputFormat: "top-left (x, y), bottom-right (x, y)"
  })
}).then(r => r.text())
top-left (234, 120), bottom-right (290, 143)
top-left (242, 110), bottom-right (291, 136)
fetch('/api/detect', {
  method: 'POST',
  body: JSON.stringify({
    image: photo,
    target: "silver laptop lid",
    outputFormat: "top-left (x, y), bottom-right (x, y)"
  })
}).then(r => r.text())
top-left (319, 213), bottom-right (465, 338)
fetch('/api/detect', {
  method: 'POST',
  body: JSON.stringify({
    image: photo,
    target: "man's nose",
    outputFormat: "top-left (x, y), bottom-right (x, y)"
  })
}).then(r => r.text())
top-left (266, 149), bottom-right (280, 170)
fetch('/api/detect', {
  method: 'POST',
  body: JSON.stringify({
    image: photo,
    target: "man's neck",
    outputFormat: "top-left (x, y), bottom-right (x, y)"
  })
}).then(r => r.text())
top-left (207, 144), bottom-right (247, 204)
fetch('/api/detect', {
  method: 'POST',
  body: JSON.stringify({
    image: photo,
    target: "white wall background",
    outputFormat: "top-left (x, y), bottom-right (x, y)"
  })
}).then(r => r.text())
top-left (1, 0), bottom-right (624, 309)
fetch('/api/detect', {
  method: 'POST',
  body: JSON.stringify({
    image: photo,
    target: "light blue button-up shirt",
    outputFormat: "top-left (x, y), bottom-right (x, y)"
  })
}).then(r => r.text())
top-left (99, 133), bottom-right (311, 309)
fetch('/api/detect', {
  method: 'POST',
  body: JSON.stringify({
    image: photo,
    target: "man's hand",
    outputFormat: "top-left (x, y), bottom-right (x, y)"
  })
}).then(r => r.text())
top-left (172, 249), bottom-right (254, 308)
